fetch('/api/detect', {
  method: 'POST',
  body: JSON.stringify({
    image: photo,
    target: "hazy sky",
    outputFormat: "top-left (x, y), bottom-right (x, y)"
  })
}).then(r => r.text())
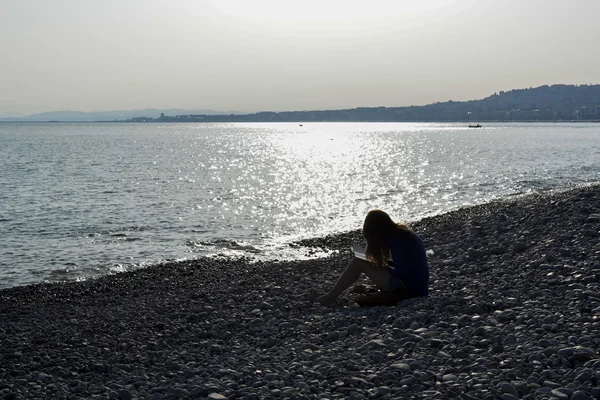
top-left (1, 0), bottom-right (599, 115)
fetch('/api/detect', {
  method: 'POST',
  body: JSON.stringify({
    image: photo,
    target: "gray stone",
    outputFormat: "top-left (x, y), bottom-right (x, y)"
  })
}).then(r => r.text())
top-left (117, 389), bottom-right (133, 400)
top-left (377, 386), bottom-right (391, 395)
top-left (557, 347), bottom-right (574, 357)
top-left (576, 371), bottom-right (592, 383)
top-left (442, 374), bottom-right (458, 382)
top-left (504, 336), bottom-right (517, 345)
top-left (3, 353), bottom-right (22, 360)
top-left (390, 363), bottom-right (411, 373)
top-left (186, 313), bottom-right (200, 322)
top-left (511, 381), bottom-right (527, 390)
top-left (550, 389), bottom-right (569, 400)
top-left (400, 377), bottom-right (414, 386)
top-left (191, 387), bottom-right (209, 398)
top-left (173, 388), bottom-right (190, 398)
top-left (554, 388), bottom-right (573, 397)
top-left (350, 377), bottom-right (369, 387)
top-left (571, 390), bottom-right (591, 400)
top-left (514, 242), bottom-right (527, 252)
top-left (573, 346), bottom-right (596, 361)
top-left (371, 354), bottom-right (385, 363)
top-left (542, 381), bottom-right (561, 389)
top-left (526, 376), bottom-right (538, 384)
top-left (536, 387), bottom-right (552, 395)
top-left (302, 343), bottom-right (319, 351)
top-left (364, 339), bottom-right (387, 348)
top-left (500, 382), bottom-right (519, 397)
top-left (587, 214), bottom-right (600, 222)
top-left (410, 384), bottom-right (426, 392)
top-left (38, 372), bottom-right (52, 381)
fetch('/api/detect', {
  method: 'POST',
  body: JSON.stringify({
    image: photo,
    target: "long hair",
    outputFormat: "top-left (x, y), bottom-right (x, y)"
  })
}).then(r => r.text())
top-left (363, 209), bottom-right (413, 266)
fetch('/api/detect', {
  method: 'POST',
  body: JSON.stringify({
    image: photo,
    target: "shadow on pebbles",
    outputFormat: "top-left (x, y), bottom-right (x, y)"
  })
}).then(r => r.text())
top-left (1, 185), bottom-right (599, 399)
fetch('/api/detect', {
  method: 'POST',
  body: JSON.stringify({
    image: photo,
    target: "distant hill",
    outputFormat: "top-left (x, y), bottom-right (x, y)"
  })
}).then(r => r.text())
top-left (142, 84), bottom-right (600, 123)
top-left (3, 84), bottom-right (599, 123)
top-left (0, 108), bottom-right (240, 122)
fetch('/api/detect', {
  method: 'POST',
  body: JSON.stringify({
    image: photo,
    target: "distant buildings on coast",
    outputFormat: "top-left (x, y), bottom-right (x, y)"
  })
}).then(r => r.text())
top-left (122, 84), bottom-right (600, 123)
top-left (578, 106), bottom-right (599, 119)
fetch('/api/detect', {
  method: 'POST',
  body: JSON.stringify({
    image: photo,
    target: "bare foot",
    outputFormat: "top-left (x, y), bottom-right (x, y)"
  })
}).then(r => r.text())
top-left (314, 294), bottom-right (337, 306)
top-left (308, 290), bottom-right (340, 307)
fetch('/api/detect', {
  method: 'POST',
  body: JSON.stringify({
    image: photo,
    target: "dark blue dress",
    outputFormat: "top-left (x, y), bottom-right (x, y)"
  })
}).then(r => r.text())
top-left (386, 232), bottom-right (429, 298)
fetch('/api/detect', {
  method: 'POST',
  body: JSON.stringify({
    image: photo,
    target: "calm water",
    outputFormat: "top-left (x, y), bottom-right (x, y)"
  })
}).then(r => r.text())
top-left (1, 122), bottom-right (599, 288)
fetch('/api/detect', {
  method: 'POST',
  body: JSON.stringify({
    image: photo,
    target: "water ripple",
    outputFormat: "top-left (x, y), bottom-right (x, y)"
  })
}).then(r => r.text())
top-left (1, 122), bottom-right (600, 287)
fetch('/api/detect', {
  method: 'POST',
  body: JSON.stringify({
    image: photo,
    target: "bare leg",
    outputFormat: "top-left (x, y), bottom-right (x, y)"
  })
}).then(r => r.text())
top-left (314, 257), bottom-right (391, 305)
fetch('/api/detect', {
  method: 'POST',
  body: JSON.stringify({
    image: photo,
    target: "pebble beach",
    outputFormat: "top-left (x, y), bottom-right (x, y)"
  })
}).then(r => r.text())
top-left (1, 185), bottom-right (599, 400)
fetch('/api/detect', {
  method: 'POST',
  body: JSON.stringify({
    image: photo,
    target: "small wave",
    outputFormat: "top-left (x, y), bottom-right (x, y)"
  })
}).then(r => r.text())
top-left (109, 264), bottom-right (128, 273)
top-left (185, 240), bottom-right (204, 248)
top-left (186, 238), bottom-right (262, 254)
top-left (84, 225), bottom-right (153, 236)
top-left (49, 268), bottom-right (72, 276)
top-left (213, 239), bottom-right (262, 253)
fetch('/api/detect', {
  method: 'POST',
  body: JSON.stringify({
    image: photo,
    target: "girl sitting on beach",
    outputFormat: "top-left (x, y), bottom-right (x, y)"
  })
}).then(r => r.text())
top-left (312, 209), bottom-right (429, 306)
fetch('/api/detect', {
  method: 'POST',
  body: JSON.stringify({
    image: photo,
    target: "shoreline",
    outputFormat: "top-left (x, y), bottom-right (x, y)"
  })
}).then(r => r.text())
top-left (4, 182), bottom-right (598, 291)
top-left (1, 185), bottom-right (599, 399)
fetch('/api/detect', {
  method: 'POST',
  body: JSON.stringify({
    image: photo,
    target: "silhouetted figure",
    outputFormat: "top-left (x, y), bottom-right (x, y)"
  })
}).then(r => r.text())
top-left (312, 210), bottom-right (429, 306)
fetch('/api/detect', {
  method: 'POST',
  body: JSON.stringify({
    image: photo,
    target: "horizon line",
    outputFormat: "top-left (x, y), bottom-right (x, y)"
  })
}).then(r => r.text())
top-left (2, 82), bottom-right (599, 120)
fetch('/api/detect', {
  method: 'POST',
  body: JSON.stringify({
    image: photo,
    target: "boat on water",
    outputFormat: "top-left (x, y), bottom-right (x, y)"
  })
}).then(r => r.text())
top-left (468, 116), bottom-right (482, 128)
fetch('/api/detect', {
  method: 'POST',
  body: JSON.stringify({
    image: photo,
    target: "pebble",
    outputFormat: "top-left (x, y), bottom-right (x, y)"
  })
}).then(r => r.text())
top-left (550, 389), bottom-right (570, 400)
top-left (543, 381), bottom-right (562, 389)
top-left (571, 391), bottom-right (591, 400)
top-left (117, 389), bottom-right (132, 400)
top-left (390, 363), bottom-right (411, 373)
top-left (442, 374), bottom-right (458, 382)
top-left (377, 386), bottom-right (391, 395)
top-left (499, 382), bottom-right (518, 397)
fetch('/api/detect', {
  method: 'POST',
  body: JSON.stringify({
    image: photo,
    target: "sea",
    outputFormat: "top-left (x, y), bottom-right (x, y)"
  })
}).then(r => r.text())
top-left (1, 122), bottom-right (599, 289)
